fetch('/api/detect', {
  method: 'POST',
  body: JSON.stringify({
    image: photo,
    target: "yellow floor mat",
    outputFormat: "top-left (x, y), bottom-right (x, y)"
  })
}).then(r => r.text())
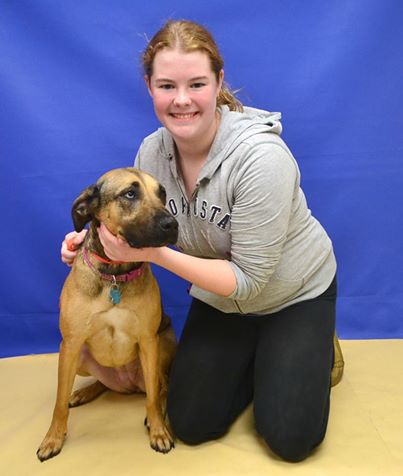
top-left (1, 340), bottom-right (402, 475)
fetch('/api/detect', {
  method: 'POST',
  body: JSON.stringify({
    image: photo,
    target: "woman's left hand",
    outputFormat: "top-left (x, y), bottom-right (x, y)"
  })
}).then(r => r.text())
top-left (97, 222), bottom-right (155, 263)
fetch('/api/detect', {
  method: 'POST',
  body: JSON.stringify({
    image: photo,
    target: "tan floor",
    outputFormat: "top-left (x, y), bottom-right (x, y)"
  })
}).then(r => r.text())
top-left (1, 340), bottom-right (402, 476)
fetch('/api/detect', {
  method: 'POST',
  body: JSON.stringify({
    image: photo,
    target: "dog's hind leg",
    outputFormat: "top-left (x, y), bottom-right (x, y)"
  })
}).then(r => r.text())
top-left (69, 380), bottom-right (107, 407)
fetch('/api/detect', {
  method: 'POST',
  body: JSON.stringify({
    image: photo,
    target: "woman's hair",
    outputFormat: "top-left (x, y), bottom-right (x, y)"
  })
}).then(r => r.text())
top-left (142, 20), bottom-right (243, 112)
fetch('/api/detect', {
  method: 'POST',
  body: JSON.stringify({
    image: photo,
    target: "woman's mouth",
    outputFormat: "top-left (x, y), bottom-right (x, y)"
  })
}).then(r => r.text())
top-left (170, 112), bottom-right (199, 120)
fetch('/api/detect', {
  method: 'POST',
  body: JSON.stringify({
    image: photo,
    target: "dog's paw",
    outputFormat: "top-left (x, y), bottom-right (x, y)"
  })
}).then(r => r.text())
top-left (149, 425), bottom-right (175, 454)
top-left (37, 433), bottom-right (66, 462)
top-left (69, 381), bottom-right (106, 407)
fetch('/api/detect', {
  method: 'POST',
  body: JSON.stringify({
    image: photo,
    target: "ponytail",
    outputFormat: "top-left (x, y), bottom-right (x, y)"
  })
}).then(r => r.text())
top-left (217, 84), bottom-right (243, 112)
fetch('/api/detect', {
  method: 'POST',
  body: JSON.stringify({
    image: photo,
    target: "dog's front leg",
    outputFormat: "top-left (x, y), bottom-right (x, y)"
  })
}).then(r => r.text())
top-left (37, 339), bottom-right (82, 461)
top-left (139, 336), bottom-right (174, 453)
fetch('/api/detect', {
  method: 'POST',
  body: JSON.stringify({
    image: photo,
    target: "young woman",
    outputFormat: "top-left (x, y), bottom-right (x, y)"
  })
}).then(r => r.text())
top-left (62, 20), bottom-right (343, 462)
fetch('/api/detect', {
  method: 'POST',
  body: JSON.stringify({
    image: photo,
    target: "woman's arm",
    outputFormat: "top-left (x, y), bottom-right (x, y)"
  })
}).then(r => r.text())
top-left (97, 223), bottom-right (237, 297)
top-left (152, 246), bottom-right (237, 297)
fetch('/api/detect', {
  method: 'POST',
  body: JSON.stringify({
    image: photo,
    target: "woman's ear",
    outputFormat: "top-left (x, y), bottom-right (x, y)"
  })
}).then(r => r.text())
top-left (218, 69), bottom-right (224, 90)
top-left (144, 75), bottom-right (152, 96)
top-left (216, 69), bottom-right (224, 100)
top-left (218, 69), bottom-right (224, 88)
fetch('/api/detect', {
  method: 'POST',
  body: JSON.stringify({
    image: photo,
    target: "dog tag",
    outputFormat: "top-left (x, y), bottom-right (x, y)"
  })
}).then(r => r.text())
top-left (109, 284), bottom-right (121, 305)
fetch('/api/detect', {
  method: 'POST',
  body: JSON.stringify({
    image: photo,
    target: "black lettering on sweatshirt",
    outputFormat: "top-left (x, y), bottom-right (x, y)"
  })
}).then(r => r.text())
top-left (209, 205), bottom-right (222, 223)
top-left (167, 196), bottom-right (231, 230)
top-left (168, 198), bottom-right (178, 216)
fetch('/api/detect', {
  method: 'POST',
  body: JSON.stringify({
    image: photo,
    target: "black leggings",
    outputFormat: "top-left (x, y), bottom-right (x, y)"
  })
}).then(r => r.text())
top-left (167, 277), bottom-right (337, 462)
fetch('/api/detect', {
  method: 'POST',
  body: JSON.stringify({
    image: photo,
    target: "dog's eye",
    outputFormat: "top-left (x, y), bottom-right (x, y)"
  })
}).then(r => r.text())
top-left (124, 190), bottom-right (137, 199)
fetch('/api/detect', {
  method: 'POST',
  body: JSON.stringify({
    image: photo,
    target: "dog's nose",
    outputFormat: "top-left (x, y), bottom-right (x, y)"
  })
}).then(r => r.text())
top-left (159, 215), bottom-right (178, 232)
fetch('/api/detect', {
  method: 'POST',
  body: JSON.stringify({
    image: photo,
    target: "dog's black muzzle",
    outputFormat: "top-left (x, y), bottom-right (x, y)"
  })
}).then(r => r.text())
top-left (123, 211), bottom-right (179, 248)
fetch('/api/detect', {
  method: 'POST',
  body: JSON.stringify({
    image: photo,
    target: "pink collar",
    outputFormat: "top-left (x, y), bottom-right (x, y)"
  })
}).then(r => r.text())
top-left (82, 247), bottom-right (144, 282)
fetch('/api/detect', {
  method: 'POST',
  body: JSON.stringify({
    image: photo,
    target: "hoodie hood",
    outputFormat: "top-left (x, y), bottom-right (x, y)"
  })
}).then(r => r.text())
top-left (159, 105), bottom-right (283, 180)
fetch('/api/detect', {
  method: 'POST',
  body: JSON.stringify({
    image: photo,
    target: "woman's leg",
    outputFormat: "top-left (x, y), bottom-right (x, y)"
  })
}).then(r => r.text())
top-left (253, 277), bottom-right (337, 462)
top-left (167, 298), bottom-right (257, 444)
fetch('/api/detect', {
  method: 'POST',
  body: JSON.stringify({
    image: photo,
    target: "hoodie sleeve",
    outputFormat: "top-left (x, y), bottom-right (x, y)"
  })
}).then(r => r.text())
top-left (227, 141), bottom-right (298, 301)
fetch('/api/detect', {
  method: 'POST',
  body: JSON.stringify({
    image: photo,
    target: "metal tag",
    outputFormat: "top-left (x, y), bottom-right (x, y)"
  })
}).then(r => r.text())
top-left (109, 284), bottom-right (121, 305)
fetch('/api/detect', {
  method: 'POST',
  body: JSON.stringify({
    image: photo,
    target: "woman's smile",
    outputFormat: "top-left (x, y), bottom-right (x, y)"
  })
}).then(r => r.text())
top-left (170, 111), bottom-right (199, 120)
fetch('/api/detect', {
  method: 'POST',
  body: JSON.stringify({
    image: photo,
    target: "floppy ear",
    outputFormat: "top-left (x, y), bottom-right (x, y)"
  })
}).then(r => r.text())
top-left (71, 184), bottom-right (100, 232)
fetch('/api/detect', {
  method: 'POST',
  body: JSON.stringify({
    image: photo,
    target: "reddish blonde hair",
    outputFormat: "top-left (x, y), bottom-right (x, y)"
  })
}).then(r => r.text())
top-left (142, 20), bottom-right (243, 112)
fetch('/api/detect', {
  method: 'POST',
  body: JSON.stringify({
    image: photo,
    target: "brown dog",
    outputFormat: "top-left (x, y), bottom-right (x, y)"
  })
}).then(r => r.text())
top-left (37, 168), bottom-right (178, 461)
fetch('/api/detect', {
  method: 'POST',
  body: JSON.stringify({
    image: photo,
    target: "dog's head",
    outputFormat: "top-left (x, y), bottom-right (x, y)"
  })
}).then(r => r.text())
top-left (72, 168), bottom-right (178, 248)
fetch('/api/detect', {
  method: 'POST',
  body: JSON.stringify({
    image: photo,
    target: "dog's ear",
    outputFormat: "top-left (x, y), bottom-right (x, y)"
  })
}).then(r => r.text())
top-left (71, 184), bottom-right (100, 231)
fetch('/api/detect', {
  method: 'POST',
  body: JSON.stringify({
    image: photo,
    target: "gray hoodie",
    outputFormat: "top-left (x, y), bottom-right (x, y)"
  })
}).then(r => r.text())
top-left (135, 105), bottom-right (336, 315)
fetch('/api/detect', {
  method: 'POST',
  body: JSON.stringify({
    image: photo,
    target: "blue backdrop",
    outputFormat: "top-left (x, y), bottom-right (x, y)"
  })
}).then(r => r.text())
top-left (1, 0), bottom-right (402, 357)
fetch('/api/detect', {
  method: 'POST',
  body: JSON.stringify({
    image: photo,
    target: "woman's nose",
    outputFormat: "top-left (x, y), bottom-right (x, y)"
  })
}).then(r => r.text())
top-left (173, 88), bottom-right (191, 107)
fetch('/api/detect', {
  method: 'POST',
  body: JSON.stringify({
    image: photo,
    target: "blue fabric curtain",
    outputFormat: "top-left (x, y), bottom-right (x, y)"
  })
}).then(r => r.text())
top-left (1, 0), bottom-right (402, 357)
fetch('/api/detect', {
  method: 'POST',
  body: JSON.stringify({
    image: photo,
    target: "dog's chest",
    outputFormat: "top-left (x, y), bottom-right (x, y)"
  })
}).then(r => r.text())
top-left (86, 307), bottom-right (143, 367)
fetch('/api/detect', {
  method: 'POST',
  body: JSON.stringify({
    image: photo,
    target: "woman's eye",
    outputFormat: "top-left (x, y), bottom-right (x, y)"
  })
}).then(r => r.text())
top-left (125, 190), bottom-right (136, 199)
top-left (191, 82), bottom-right (205, 89)
top-left (159, 84), bottom-right (174, 90)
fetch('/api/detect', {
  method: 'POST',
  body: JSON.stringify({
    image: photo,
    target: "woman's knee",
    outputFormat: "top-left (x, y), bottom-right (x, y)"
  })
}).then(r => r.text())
top-left (255, 410), bottom-right (328, 462)
top-left (260, 429), bottom-right (324, 462)
top-left (167, 402), bottom-right (227, 445)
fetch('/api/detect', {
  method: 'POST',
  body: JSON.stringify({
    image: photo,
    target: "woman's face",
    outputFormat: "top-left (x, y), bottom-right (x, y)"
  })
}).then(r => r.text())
top-left (146, 48), bottom-right (223, 149)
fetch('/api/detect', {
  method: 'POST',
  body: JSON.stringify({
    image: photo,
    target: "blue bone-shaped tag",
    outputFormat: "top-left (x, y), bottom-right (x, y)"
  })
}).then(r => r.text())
top-left (109, 286), bottom-right (121, 305)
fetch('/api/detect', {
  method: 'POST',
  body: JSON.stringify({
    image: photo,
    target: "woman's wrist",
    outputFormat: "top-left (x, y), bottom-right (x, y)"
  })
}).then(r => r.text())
top-left (148, 246), bottom-right (169, 265)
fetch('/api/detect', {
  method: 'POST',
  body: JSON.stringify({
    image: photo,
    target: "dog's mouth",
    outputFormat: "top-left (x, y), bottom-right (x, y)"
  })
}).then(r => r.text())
top-left (123, 232), bottom-right (178, 249)
top-left (120, 215), bottom-right (179, 249)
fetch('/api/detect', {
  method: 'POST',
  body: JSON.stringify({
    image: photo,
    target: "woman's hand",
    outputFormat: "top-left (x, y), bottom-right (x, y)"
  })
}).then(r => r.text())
top-left (97, 223), bottom-right (157, 263)
top-left (61, 230), bottom-right (87, 266)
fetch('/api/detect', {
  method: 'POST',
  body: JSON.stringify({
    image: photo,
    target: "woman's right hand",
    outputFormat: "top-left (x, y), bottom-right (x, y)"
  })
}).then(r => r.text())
top-left (61, 230), bottom-right (87, 266)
